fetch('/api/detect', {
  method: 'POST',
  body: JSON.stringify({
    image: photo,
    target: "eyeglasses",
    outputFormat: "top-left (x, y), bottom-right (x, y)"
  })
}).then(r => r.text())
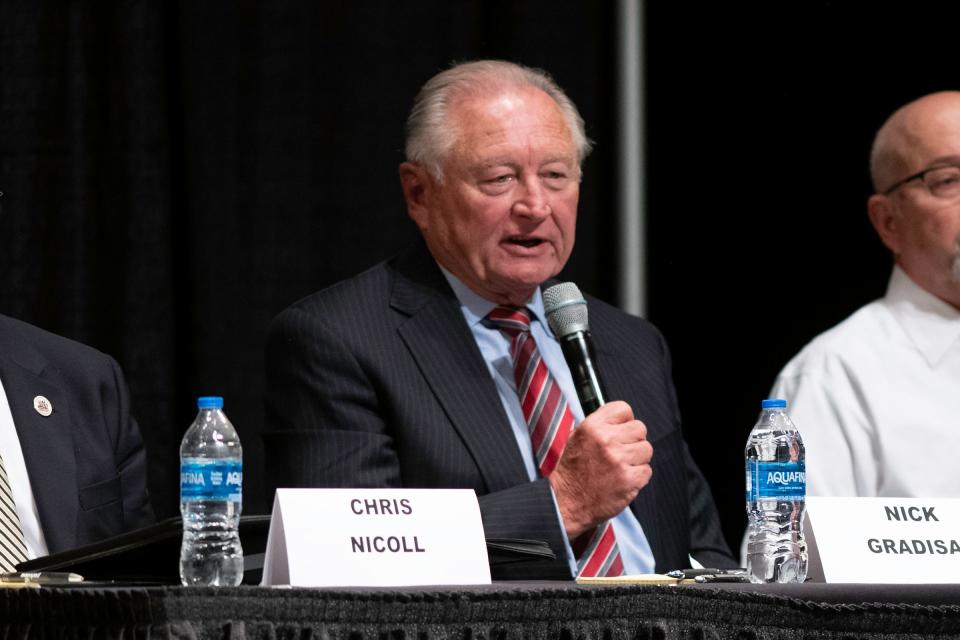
top-left (882, 163), bottom-right (960, 199)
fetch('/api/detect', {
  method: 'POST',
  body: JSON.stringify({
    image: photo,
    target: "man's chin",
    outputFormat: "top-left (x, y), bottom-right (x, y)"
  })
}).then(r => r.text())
top-left (494, 270), bottom-right (561, 300)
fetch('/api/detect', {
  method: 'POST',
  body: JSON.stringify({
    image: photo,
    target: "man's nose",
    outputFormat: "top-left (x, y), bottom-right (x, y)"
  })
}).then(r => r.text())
top-left (512, 177), bottom-right (551, 218)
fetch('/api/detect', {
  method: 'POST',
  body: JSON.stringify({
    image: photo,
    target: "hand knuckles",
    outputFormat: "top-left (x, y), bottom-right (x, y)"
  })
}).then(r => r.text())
top-left (640, 441), bottom-right (653, 460)
top-left (635, 421), bottom-right (648, 439)
top-left (641, 465), bottom-right (653, 484)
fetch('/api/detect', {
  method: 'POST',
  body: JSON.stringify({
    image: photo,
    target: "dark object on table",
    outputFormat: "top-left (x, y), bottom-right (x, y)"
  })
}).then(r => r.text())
top-left (16, 516), bottom-right (554, 584)
top-left (16, 515), bottom-right (270, 584)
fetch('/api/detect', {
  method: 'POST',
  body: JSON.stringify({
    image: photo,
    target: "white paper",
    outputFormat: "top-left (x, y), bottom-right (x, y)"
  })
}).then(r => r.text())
top-left (262, 488), bottom-right (491, 587)
top-left (807, 496), bottom-right (960, 583)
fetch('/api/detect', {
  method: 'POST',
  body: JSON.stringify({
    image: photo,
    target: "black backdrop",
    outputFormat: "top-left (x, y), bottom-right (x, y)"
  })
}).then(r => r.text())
top-left (0, 1), bottom-right (954, 555)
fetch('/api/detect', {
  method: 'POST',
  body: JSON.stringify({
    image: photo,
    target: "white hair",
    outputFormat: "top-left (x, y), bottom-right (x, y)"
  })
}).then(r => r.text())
top-left (404, 60), bottom-right (593, 182)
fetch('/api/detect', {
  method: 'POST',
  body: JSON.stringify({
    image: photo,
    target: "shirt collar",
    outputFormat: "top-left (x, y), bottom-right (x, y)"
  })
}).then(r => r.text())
top-left (886, 265), bottom-right (960, 368)
top-left (438, 265), bottom-right (552, 335)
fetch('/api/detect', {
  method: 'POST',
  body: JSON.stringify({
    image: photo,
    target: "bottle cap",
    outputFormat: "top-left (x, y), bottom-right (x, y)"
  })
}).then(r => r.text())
top-left (197, 396), bottom-right (224, 409)
top-left (761, 398), bottom-right (787, 409)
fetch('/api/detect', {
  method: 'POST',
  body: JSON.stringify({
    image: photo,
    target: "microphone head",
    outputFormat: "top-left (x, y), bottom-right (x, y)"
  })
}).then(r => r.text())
top-left (543, 282), bottom-right (589, 337)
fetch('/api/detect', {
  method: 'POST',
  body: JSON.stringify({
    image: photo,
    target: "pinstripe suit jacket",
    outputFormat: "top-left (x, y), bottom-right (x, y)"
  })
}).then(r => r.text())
top-left (0, 314), bottom-right (154, 555)
top-left (264, 242), bottom-right (734, 578)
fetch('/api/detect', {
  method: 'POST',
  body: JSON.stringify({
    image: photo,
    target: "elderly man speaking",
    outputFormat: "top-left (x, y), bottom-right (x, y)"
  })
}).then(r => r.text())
top-left (264, 60), bottom-right (734, 579)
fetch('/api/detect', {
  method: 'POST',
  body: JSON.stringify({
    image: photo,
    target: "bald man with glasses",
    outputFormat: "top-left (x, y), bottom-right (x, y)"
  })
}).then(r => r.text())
top-left (768, 91), bottom-right (960, 498)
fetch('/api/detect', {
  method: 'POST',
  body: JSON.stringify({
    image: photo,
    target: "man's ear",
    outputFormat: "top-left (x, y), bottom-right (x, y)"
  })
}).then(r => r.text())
top-left (399, 162), bottom-right (434, 231)
top-left (867, 194), bottom-right (903, 255)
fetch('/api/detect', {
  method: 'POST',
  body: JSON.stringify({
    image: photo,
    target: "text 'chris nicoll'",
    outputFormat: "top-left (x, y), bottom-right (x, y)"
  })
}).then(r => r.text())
top-left (348, 497), bottom-right (426, 554)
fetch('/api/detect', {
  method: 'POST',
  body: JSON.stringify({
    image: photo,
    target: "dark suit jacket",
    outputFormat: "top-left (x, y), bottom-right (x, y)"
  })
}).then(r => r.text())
top-left (264, 242), bottom-right (734, 578)
top-left (0, 314), bottom-right (154, 554)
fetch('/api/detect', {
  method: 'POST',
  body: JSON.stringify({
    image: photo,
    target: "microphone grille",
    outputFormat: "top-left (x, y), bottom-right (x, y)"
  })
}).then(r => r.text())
top-left (543, 282), bottom-right (588, 337)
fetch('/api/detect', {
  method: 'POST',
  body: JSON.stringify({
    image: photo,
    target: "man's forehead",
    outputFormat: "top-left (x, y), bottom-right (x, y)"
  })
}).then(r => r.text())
top-left (449, 89), bottom-right (575, 156)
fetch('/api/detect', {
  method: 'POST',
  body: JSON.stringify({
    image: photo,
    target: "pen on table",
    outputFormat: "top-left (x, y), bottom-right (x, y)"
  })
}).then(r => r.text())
top-left (0, 572), bottom-right (85, 584)
top-left (694, 574), bottom-right (750, 583)
top-left (665, 568), bottom-right (749, 581)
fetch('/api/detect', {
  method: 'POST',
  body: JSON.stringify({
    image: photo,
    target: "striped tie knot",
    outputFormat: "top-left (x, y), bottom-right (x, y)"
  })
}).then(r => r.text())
top-left (485, 307), bottom-right (536, 379)
top-left (484, 306), bottom-right (531, 337)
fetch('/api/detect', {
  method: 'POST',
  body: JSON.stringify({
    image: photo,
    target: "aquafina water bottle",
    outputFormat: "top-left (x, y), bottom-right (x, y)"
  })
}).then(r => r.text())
top-left (745, 398), bottom-right (807, 583)
top-left (180, 396), bottom-right (244, 586)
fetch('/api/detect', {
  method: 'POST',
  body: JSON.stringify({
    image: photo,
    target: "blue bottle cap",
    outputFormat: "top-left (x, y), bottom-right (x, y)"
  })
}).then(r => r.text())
top-left (761, 398), bottom-right (787, 409)
top-left (197, 396), bottom-right (224, 409)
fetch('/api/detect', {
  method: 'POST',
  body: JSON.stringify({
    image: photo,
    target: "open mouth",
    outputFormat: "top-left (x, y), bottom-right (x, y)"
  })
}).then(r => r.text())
top-left (506, 237), bottom-right (544, 248)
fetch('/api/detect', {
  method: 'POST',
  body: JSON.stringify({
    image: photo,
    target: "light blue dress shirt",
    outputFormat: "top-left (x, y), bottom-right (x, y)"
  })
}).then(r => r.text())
top-left (440, 268), bottom-right (655, 575)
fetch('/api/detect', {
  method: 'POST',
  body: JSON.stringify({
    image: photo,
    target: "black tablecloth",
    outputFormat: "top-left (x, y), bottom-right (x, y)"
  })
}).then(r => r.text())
top-left (2, 582), bottom-right (960, 639)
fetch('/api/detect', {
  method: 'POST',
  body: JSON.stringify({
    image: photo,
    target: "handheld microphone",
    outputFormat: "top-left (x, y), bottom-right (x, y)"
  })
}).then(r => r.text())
top-left (543, 282), bottom-right (608, 415)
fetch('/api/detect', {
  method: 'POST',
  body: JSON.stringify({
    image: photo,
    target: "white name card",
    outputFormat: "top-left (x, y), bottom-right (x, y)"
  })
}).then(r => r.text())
top-left (261, 488), bottom-right (491, 587)
top-left (807, 496), bottom-right (960, 583)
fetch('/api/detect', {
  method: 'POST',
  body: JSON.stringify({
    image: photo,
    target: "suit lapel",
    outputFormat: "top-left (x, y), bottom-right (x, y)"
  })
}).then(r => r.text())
top-left (390, 246), bottom-right (529, 493)
top-left (0, 332), bottom-right (79, 553)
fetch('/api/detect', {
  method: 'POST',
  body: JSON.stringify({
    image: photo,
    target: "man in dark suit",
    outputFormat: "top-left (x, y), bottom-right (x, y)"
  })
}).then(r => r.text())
top-left (265, 60), bottom-right (734, 578)
top-left (0, 313), bottom-right (153, 564)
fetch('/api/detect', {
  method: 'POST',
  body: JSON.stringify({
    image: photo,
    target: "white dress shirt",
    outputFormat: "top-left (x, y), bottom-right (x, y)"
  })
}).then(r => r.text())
top-left (440, 268), bottom-right (655, 575)
top-left (0, 377), bottom-right (50, 558)
top-left (770, 266), bottom-right (960, 497)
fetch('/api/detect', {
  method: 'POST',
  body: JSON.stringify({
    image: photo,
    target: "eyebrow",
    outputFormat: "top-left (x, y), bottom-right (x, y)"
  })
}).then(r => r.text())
top-left (475, 159), bottom-right (518, 170)
top-left (922, 154), bottom-right (960, 168)
top-left (473, 155), bottom-right (575, 170)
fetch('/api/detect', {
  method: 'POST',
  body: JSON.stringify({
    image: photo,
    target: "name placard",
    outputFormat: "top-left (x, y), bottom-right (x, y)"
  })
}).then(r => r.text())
top-left (807, 496), bottom-right (960, 583)
top-left (261, 488), bottom-right (491, 587)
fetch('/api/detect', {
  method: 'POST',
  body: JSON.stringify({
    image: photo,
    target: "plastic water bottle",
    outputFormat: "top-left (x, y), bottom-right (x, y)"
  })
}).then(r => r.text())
top-left (745, 398), bottom-right (807, 583)
top-left (180, 396), bottom-right (244, 586)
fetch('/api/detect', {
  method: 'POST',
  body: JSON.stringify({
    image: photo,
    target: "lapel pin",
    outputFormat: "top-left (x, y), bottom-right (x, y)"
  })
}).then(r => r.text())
top-left (33, 395), bottom-right (52, 417)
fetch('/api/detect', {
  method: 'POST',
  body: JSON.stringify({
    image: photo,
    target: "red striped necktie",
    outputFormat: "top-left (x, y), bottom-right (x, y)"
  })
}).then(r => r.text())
top-left (486, 306), bottom-right (623, 577)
